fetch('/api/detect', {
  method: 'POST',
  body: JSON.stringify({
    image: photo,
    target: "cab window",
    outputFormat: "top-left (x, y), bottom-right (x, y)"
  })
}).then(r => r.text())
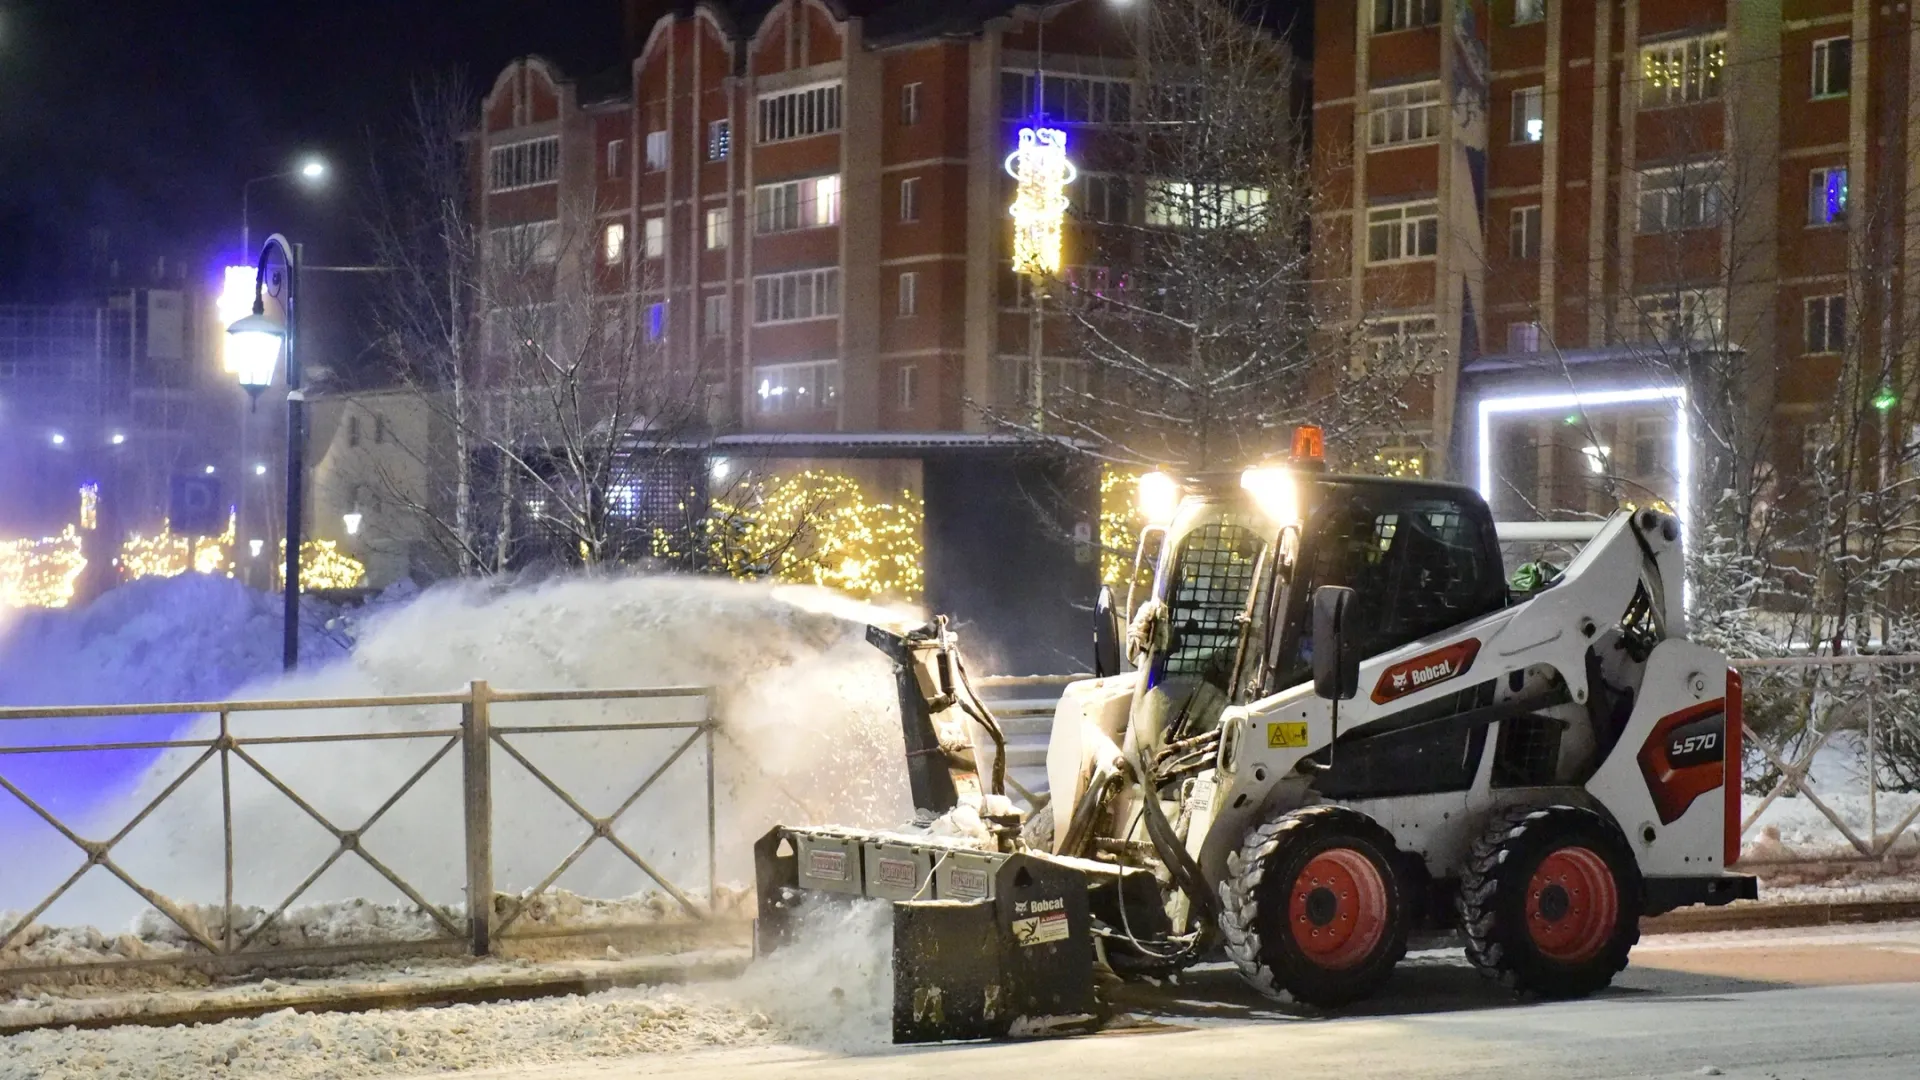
top-left (1161, 516), bottom-right (1265, 689)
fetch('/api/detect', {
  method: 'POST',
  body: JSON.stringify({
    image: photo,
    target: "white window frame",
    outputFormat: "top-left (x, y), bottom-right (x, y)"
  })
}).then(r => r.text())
top-left (1374, 0), bottom-right (1440, 33)
top-left (603, 222), bottom-right (626, 265)
top-left (1146, 181), bottom-right (1269, 230)
top-left (1514, 0), bottom-right (1546, 26)
top-left (1368, 81), bottom-right (1442, 148)
top-left (1808, 166), bottom-right (1848, 226)
top-left (1636, 162), bottom-right (1723, 233)
top-left (703, 293), bottom-right (729, 339)
top-left (644, 130), bottom-right (669, 172)
top-left (1632, 417), bottom-right (1668, 476)
top-left (754, 359), bottom-right (840, 414)
top-left (898, 363), bottom-right (919, 409)
top-left (756, 82), bottom-right (844, 144)
top-left (1634, 288), bottom-right (1726, 345)
top-left (1805, 293), bottom-right (1846, 354)
top-left (999, 71), bottom-right (1133, 125)
top-left (752, 267), bottom-right (842, 325)
top-left (1366, 201), bottom-right (1439, 263)
top-left (900, 177), bottom-right (920, 223)
top-left (901, 82), bottom-right (921, 125)
top-left (488, 220), bottom-right (559, 265)
top-left (1511, 86), bottom-right (1543, 144)
top-left (1510, 204), bottom-right (1541, 259)
top-left (1812, 36), bottom-right (1851, 99)
top-left (606, 139), bottom-right (625, 179)
top-left (1361, 315), bottom-right (1441, 374)
top-left (898, 271), bottom-right (919, 317)
top-left (1639, 34), bottom-right (1726, 109)
top-left (754, 175), bottom-right (843, 234)
top-left (488, 136), bottom-right (560, 193)
top-left (708, 118), bottom-right (731, 161)
top-left (705, 206), bottom-right (730, 250)
top-left (643, 217), bottom-right (665, 260)
top-left (1507, 321), bottom-right (1542, 354)
top-left (1076, 174), bottom-right (1130, 224)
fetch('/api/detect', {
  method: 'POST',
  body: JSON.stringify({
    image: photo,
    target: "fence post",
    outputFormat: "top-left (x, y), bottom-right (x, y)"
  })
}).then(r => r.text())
top-left (1868, 663), bottom-right (1880, 853)
top-left (463, 680), bottom-right (495, 956)
top-left (706, 712), bottom-right (718, 916)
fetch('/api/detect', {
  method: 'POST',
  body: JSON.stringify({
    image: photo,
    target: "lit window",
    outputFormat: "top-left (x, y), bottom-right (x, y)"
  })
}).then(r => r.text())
top-left (705, 206), bottom-right (730, 250)
top-left (900, 177), bottom-right (920, 223)
top-left (756, 83), bottom-right (843, 144)
top-left (754, 175), bottom-right (842, 233)
top-left (754, 359), bottom-right (840, 414)
top-left (1507, 321), bottom-right (1541, 353)
top-left (644, 217), bottom-right (665, 259)
top-left (1510, 205), bottom-right (1541, 259)
top-left (708, 119), bottom-right (731, 161)
top-left (1368, 81), bottom-right (1442, 147)
top-left (1366, 202), bottom-right (1439, 262)
top-left (1146, 181), bottom-right (1268, 230)
top-left (1580, 444), bottom-right (1610, 475)
top-left (901, 82), bottom-right (921, 126)
top-left (646, 302), bottom-right (666, 342)
top-left (645, 131), bottom-right (668, 172)
top-left (1640, 35), bottom-right (1726, 108)
top-left (603, 222), bottom-right (627, 264)
top-left (606, 139), bottom-right (625, 179)
top-left (1805, 294), bottom-right (1846, 354)
top-left (898, 271), bottom-right (919, 317)
top-left (1511, 86), bottom-right (1543, 143)
top-left (1812, 37), bottom-right (1851, 99)
top-left (1809, 166), bottom-right (1848, 226)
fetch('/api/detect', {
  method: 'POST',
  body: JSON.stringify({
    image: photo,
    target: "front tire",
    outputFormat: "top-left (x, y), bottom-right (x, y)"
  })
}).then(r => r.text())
top-left (1219, 805), bottom-right (1410, 1007)
top-left (1457, 805), bottom-right (1641, 998)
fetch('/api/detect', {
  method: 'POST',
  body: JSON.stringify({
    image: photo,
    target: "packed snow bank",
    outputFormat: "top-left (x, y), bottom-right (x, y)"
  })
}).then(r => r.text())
top-left (0, 574), bottom-right (915, 938)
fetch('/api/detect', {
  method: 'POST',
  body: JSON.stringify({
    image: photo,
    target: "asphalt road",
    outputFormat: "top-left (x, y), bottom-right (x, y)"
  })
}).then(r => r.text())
top-left (477, 921), bottom-right (1920, 1080)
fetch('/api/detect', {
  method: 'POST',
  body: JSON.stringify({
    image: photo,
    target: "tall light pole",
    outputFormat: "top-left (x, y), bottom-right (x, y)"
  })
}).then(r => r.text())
top-left (227, 234), bottom-right (305, 671)
top-left (242, 158), bottom-right (326, 261)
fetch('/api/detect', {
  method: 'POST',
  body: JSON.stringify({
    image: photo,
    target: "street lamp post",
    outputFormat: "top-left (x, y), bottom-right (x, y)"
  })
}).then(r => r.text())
top-left (241, 159), bottom-right (326, 263)
top-left (227, 233), bottom-right (305, 672)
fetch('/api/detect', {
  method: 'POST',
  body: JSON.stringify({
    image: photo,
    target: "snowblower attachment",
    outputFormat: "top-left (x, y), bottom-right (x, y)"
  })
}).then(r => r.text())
top-left (752, 618), bottom-right (1110, 1042)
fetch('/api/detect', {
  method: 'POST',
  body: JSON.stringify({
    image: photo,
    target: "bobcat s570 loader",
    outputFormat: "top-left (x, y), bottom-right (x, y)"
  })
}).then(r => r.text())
top-left (754, 432), bottom-right (1756, 1043)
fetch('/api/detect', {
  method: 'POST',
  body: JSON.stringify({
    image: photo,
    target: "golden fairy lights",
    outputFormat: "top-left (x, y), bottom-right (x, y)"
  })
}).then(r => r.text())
top-left (284, 539), bottom-right (366, 591)
top-left (704, 469), bottom-right (924, 602)
top-left (0, 527), bottom-right (87, 609)
top-left (1005, 126), bottom-right (1076, 276)
top-left (121, 514), bottom-right (238, 581)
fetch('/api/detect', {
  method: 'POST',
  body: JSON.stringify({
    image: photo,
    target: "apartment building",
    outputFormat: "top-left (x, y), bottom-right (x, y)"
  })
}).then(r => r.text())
top-left (1314, 0), bottom-right (1915, 521)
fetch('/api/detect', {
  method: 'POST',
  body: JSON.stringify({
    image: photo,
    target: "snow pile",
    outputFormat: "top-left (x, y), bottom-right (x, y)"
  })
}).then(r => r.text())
top-left (0, 574), bottom-right (916, 942)
top-left (702, 897), bottom-right (893, 1051)
top-left (1741, 734), bottom-right (1920, 861)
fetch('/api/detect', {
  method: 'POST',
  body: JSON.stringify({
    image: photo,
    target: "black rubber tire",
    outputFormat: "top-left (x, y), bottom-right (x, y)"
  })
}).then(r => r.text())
top-left (1021, 801), bottom-right (1056, 853)
top-left (1218, 805), bottom-right (1410, 1008)
top-left (1457, 804), bottom-right (1642, 999)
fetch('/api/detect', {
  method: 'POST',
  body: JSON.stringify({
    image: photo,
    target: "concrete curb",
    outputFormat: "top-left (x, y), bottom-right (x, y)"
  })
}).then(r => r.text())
top-left (1643, 899), bottom-right (1920, 935)
top-left (0, 950), bottom-right (751, 1037)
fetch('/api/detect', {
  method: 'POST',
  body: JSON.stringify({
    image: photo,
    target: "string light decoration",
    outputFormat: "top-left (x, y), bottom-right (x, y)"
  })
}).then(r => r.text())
top-left (0, 527), bottom-right (87, 608)
top-left (1100, 466), bottom-right (1152, 591)
top-left (121, 514), bottom-right (238, 580)
top-left (281, 539), bottom-right (366, 591)
top-left (702, 470), bottom-right (924, 602)
top-left (1005, 126), bottom-right (1076, 276)
top-left (1370, 450), bottom-right (1426, 479)
top-left (79, 485), bottom-right (100, 531)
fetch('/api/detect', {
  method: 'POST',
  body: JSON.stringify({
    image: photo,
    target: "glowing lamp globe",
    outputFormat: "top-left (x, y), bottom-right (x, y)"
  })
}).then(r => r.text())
top-left (226, 311), bottom-right (286, 395)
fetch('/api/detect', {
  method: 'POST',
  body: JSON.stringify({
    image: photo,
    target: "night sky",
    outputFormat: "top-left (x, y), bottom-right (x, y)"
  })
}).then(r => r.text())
top-left (0, 0), bottom-right (632, 300)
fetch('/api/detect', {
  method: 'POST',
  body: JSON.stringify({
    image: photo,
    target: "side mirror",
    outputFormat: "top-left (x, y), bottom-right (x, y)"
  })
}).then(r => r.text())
top-left (1311, 585), bottom-right (1359, 701)
top-left (1093, 585), bottom-right (1123, 678)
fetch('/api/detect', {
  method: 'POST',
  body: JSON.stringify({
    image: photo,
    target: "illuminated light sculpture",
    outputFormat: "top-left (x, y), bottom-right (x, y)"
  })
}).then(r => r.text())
top-left (79, 484), bottom-right (99, 531)
top-left (1005, 126), bottom-right (1076, 276)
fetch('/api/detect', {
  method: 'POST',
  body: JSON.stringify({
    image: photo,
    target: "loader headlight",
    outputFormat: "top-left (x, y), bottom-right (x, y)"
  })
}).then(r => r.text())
top-left (1137, 471), bottom-right (1182, 525)
top-left (1240, 466), bottom-right (1299, 527)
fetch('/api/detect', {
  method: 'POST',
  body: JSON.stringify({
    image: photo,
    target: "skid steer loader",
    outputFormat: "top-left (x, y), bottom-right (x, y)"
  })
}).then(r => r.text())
top-left (754, 430), bottom-right (1757, 1043)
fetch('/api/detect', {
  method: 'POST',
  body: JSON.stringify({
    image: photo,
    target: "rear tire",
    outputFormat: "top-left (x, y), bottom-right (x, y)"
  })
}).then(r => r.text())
top-left (1457, 804), bottom-right (1641, 999)
top-left (1218, 805), bottom-right (1409, 1008)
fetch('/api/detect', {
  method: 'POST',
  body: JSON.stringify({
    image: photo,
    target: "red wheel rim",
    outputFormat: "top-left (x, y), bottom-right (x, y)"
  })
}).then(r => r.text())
top-left (1525, 846), bottom-right (1619, 963)
top-left (1287, 847), bottom-right (1389, 970)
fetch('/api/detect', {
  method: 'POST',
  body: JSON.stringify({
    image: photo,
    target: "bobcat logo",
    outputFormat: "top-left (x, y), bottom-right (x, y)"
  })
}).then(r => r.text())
top-left (1371, 640), bottom-right (1480, 704)
top-left (1391, 671), bottom-right (1409, 691)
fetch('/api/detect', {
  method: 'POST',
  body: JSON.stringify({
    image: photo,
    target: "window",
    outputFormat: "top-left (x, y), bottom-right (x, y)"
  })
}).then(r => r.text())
top-left (1366, 202), bottom-right (1439, 263)
top-left (705, 206), bottom-right (730, 250)
top-left (603, 222), bottom-right (627, 265)
top-left (1806, 294), bottom-right (1846, 354)
top-left (1146, 181), bottom-right (1269, 230)
top-left (1368, 81), bottom-right (1442, 147)
top-left (1076, 174), bottom-right (1131, 224)
top-left (1809, 166), bottom-right (1848, 226)
top-left (488, 136), bottom-right (560, 192)
top-left (1510, 205), bottom-right (1541, 258)
top-left (1507, 321), bottom-right (1541, 353)
top-left (489, 220), bottom-right (559, 265)
top-left (643, 217), bottom-right (665, 259)
top-left (754, 175), bottom-right (842, 233)
top-left (708, 119), bottom-right (731, 161)
top-left (1633, 418), bottom-right (1667, 476)
top-left (999, 72), bottom-right (1131, 124)
top-left (1812, 37), bottom-right (1851, 99)
top-left (1374, 0), bottom-right (1440, 33)
top-left (900, 177), bottom-right (920, 223)
top-left (752, 267), bottom-right (841, 324)
top-left (1640, 35), bottom-right (1726, 108)
top-left (1804, 422), bottom-right (1835, 471)
top-left (898, 271), bottom-right (919, 317)
top-left (1511, 86), bottom-right (1544, 143)
top-left (606, 139), bottom-right (625, 179)
top-left (756, 83), bottom-right (843, 143)
top-left (703, 293), bottom-right (729, 339)
top-left (1362, 315), bottom-right (1440, 374)
top-left (1637, 163), bottom-right (1723, 233)
top-left (1580, 444), bottom-right (1610, 475)
top-left (645, 131), bottom-right (668, 171)
top-left (900, 82), bottom-right (921, 125)
top-left (1514, 0), bottom-right (1545, 25)
top-left (645, 302), bottom-right (666, 343)
top-left (1636, 288), bottom-right (1725, 345)
top-left (898, 363), bottom-right (919, 409)
top-left (754, 359), bottom-right (840, 414)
